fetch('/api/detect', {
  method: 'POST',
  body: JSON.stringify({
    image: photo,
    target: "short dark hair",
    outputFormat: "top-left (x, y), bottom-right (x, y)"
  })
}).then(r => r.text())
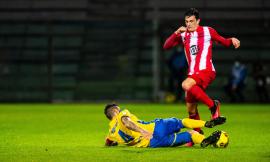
top-left (104, 103), bottom-right (119, 120)
top-left (184, 8), bottom-right (200, 19)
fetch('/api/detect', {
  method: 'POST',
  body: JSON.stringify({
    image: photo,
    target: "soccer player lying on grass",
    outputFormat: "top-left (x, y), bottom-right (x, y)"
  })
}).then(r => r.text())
top-left (104, 104), bottom-right (226, 148)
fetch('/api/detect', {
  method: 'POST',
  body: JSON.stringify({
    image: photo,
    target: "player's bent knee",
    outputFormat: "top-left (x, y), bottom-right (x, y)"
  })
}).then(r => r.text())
top-left (187, 130), bottom-right (198, 135)
top-left (182, 79), bottom-right (195, 91)
top-left (182, 81), bottom-right (191, 91)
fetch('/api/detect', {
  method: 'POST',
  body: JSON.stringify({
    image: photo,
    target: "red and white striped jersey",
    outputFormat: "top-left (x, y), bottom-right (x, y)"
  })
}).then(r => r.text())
top-left (163, 26), bottom-right (232, 75)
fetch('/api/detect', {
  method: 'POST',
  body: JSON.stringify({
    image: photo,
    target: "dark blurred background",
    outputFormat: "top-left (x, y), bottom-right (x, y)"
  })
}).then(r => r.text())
top-left (0, 0), bottom-right (269, 103)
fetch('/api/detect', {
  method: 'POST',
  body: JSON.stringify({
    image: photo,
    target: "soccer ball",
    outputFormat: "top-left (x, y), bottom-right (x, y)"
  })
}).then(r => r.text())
top-left (213, 131), bottom-right (229, 148)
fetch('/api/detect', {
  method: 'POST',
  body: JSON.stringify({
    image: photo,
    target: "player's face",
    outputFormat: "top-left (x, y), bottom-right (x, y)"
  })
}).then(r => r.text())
top-left (107, 107), bottom-right (120, 120)
top-left (112, 107), bottom-right (120, 115)
top-left (185, 15), bottom-right (200, 32)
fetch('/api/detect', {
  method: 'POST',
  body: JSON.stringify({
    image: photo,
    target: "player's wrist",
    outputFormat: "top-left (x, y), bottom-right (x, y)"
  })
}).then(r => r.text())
top-left (105, 138), bottom-right (118, 146)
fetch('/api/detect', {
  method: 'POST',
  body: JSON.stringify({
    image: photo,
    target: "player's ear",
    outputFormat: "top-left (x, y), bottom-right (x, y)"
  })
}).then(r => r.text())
top-left (197, 19), bottom-right (200, 25)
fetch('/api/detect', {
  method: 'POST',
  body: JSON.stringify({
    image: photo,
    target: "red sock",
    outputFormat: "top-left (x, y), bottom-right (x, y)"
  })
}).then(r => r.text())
top-left (189, 112), bottom-right (200, 120)
top-left (188, 85), bottom-right (214, 108)
top-left (189, 112), bottom-right (201, 132)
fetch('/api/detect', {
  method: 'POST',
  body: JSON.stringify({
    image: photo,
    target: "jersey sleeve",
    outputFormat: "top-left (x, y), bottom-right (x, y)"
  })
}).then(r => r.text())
top-left (119, 110), bottom-right (132, 118)
top-left (118, 110), bottom-right (132, 124)
top-left (163, 33), bottom-right (182, 50)
top-left (118, 109), bottom-right (140, 127)
top-left (209, 27), bottom-right (232, 47)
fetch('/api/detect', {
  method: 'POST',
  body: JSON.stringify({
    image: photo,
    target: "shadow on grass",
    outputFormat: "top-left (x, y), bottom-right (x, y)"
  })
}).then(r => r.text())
top-left (103, 145), bottom-right (219, 154)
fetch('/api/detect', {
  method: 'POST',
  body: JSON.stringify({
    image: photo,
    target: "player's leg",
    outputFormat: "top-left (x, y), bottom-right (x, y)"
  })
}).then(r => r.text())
top-left (184, 130), bottom-right (222, 148)
top-left (187, 102), bottom-right (199, 120)
top-left (189, 130), bottom-right (205, 145)
top-left (182, 117), bottom-right (226, 129)
top-left (186, 98), bottom-right (202, 133)
top-left (172, 130), bottom-right (221, 147)
top-left (181, 116), bottom-right (226, 147)
top-left (153, 118), bottom-right (184, 138)
top-left (150, 129), bottom-right (224, 148)
top-left (150, 119), bottom-right (188, 148)
top-left (150, 130), bottom-right (218, 148)
top-left (149, 132), bottom-right (192, 148)
top-left (185, 104), bottom-right (225, 129)
top-left (153, 116), bottom-right (226, 141)
top-left (182, 78), bottom-right (214, 108)
top-left (182, 75), bottom-right (221, 119)
top-left (200, 130), bottom-right (222, 148)
top-left (157, 116), bottom-right (224, 133)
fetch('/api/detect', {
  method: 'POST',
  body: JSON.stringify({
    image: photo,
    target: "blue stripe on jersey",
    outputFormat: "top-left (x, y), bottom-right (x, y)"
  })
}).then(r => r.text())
top-left (118, 130), bottom-right (134, 143)
top-left (137, 120), bottom-right (154, 124)
top-left (111, 122), bottom-right (117, 134)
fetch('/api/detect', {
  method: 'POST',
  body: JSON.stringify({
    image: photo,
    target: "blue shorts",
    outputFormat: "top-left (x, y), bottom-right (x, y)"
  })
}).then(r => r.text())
top-left (149, 118), bottom-right (192, 148)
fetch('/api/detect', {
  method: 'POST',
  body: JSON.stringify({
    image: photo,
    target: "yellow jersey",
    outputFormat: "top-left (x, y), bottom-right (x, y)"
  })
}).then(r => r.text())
top-left (106, 109), bottom-right (155, 147)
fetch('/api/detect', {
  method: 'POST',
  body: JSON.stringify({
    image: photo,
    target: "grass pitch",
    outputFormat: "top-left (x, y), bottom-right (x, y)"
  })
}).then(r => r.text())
top-left (0, 103), bottom-right (269, 162)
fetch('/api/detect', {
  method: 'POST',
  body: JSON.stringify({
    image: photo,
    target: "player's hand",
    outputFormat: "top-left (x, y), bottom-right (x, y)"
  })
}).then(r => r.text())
top-left (231, 37), bottom-right (240, 49)
top-left (140, 130), bottom-right (153, 140)
top-left (105, 138), bottom-right (118, 146)
top-left (175, 26), bottom-right (186, 34)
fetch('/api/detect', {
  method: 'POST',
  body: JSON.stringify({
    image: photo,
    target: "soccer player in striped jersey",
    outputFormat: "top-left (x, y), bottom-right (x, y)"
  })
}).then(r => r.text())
top-left (104, 104), bottom-right (226, 148)
top-left (163, 8), bottom-right (240, 133)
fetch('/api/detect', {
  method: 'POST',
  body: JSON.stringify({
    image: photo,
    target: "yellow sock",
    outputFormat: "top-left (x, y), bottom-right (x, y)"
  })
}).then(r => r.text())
top-left (191, 132), bottom-right (205, 144)
top-left (182, 118), bottom-right (206, 128)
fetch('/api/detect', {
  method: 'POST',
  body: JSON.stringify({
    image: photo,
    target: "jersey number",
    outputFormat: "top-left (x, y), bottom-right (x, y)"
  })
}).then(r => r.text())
top-left (190, 45), bottom-right (199, 55)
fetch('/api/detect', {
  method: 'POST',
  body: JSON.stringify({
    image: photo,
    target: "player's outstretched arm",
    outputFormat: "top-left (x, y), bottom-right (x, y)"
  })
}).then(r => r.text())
top-left (121, 116), bottom-right (153, 140)
top-left (209, 27), bottom-right (240, 48)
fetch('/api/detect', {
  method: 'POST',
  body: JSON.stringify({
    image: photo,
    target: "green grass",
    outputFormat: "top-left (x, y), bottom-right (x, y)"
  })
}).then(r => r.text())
top-left (0, 103), bottom-right (270, 162)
